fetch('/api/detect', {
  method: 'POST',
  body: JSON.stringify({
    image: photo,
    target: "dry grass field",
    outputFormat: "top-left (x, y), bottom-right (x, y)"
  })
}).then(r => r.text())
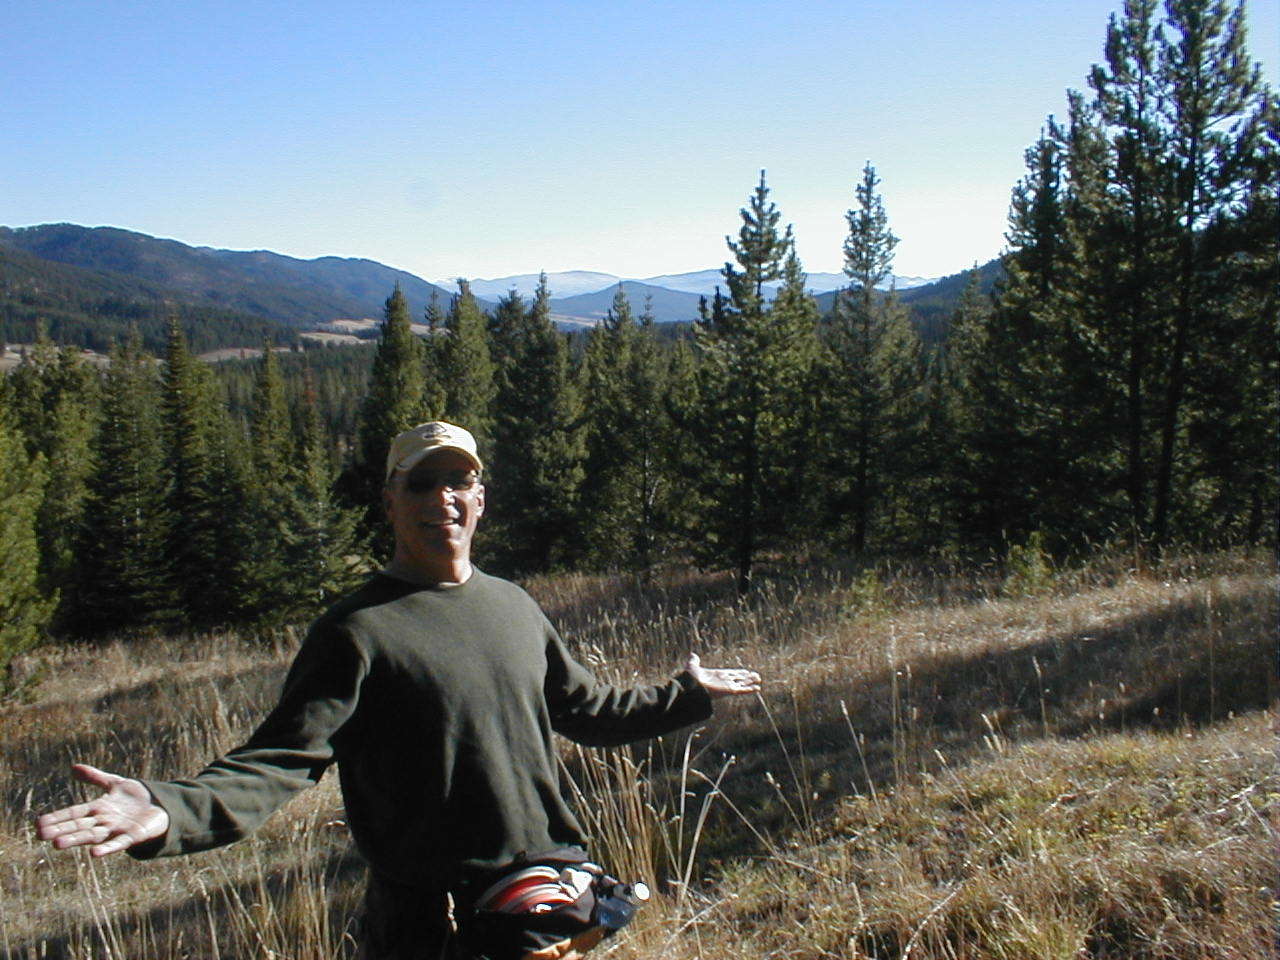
top-left (1, 549), bottom-right (1274, 959)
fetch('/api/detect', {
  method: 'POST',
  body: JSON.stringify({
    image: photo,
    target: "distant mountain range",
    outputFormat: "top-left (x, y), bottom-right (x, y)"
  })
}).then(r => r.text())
top-left (0, 223), bottom-right (998, 344)
top-left (463, 268), bottom-right (936, 302)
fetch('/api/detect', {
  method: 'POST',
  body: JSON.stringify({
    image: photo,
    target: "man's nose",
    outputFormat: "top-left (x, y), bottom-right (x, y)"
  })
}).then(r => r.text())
top-left (427, 482), bottom-right (458, 505)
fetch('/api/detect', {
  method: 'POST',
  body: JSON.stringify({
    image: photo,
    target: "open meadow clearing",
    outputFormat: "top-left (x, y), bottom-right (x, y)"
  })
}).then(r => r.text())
top-left (2, 549), bottom-right (1274, 960)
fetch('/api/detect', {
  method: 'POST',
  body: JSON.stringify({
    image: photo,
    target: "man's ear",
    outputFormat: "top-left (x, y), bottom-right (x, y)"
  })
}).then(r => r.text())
top-left (474, 484), bottom-right (485, 518)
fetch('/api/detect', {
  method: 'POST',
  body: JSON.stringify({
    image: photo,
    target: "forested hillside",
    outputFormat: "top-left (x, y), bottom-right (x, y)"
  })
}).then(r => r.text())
top-left (0, 224), bottom-right (460, 327)
top-left (0, 0), bottom-right (1273, 689)
top-left (1, 223), bottom-right (983, 340)
top-left (0, 243), bottom-right (295, 354)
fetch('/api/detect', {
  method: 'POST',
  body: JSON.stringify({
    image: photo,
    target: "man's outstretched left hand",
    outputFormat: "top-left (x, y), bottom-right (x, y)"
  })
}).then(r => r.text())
top-left (685, 653), bottom-right (762, 699)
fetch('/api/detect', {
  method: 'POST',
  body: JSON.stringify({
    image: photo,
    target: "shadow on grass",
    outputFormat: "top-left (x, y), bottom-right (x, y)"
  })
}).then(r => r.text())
top-left (3, 660), bottom-right (289, 821)
top-left (4, 843), bottom-right (366, 960)
top-left (637, 581), bottom-right (1274, 854)
top-left (533, 564), bottom-right (879, 677)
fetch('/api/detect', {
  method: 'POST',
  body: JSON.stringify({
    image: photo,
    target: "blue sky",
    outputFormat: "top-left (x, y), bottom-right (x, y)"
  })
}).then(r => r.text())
top-left (3, 0), bottom-right (1276, 282)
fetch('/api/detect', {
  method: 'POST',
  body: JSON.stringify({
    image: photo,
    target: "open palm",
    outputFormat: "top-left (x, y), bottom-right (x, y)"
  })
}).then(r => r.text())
top-left (36, 763), bottom-right (169, 858)
top-left (685, 653), bottom-right (762, 698)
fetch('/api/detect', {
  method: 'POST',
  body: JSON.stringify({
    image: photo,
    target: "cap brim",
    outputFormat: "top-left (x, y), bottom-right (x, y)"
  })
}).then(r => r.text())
top-left (393, 445), bottom-right (483, 477)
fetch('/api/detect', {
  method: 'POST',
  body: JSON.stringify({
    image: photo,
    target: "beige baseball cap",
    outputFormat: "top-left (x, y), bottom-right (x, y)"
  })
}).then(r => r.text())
top-left (385, 422), bottom-right (483, 480)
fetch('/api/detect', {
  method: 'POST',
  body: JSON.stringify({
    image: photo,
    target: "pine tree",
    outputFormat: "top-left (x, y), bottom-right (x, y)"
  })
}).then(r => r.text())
top-left (487, 274), bottom-right (585, 573)
top-left (5, 332), bottom-right (100, 600)
top-left (160, 315), bottom-right (246, 626)
top-left (71, 330), bottom-right (174, 633)
top-left (1073, 0), bottom-right (1177, 543)
top-left (440, 280), bottom-right (496, 447)
top-left (952, 130), bottom-right (1075, 552)
top-left (487, 287), bottom-right (527, 372)
top-left (928, 267), bottom-right (990, 550)
top-left (351, 286), bottom-right (431, 551)
top-left (422, 290), bottom-right (448, 419)
top-left (693, 172), bottom-right (819, 591)
top-left (1183, 95), bottom-right (1278, 545)
top-left (579, 287), bottom-right (677, 573)
top-left (663, 336), bottom-right (703, 562)
top-left (0, 394), bottom-right (55, 691)
top-left (274, 368), bottom-right (366, 622)
top-left (1151, 0), bottom-right (1269, 546)
top-left (236, 343), bottom-right (295, 622)
top-left (990, 0), bottom-right (1275, 552)
top-left (822, 162), bottom-right (926, 554)
top-left (767, 249), bottom-right (825, 531)
top-left (250, 342), bottom-right (290, 480)
top-left (579, 285), bottom-right (636, 554)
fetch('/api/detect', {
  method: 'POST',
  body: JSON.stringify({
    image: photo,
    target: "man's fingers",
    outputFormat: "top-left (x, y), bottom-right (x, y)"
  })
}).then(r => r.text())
top-left (38, 812), bottom-right (100, 839)
top-left (36, 802), bottom-right (97, 833)
top-left (53, 824), bottom-right (113, 849)
top-left (70, 763), bottom-right (120, 790)
top-left (91, 832), bottom-right (138, 858)
top-left (37, 765), bottom-right (161, 857)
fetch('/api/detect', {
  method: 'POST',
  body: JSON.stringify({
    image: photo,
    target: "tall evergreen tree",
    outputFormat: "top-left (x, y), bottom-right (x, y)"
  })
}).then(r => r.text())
top-left (351, 285), bottom-right (431, 550)
top-left (579, 287), bottom-right (678, 573)
top-left (72, 330), bottom-right (174, 633)
top-left (0, 394), bottom-right (55, 690)
top-left (979, 0), bottom-right (1275, 553)
top-left (236, 343), bottom-right (295, 622)
top-left (422, 290), bottom-right (448, 419)
top-left (1182, 95), bottom-right (1278, 545)
top-left (487, 287), bottom-right (527, 372)
top-left (769, 248), bottom-right (825, 531)
top-left (5, 332), bottom-right (100, 600)
top-left (952, 129), bottom-right (1075, 552)
top-left (272, 368), bottom-right (366, 622)
top-left (693, 172), bottom-right (819, 591)
top-left (927, 268), bottom-right (990, 550)
top-left (487, 274), bottom-right (585, 573)
top-left (440, 280), bottom-right (496, 448)
top-left (1150, 0), bottom-right (1269, 545)
top-left (579, 285), bottom-right (637, 564)
top-left (1072, 0), bottom-right (1178, 543)
top-left (250, 342), bottom-right (291, 480)
top-left (160, 315), bottom-right (246, 626)
top-left (822, 162), bottom-right (926, 554)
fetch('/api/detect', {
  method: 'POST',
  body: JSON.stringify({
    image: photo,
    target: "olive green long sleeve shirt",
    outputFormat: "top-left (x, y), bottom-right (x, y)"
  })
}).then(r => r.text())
top-left (132, 570), bottom-right (712, 887)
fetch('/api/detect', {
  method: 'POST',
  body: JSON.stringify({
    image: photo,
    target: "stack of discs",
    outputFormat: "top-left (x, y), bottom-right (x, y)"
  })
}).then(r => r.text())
top-left (475, 866), bottom-right (587, 915)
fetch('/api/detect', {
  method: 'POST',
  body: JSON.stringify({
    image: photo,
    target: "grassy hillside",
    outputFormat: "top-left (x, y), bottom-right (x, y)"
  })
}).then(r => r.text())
top-left (2, 550), bottom-right (1272, 959)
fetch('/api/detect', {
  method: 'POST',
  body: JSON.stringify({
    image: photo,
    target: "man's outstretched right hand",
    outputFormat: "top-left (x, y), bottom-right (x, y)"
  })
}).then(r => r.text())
top-left (35, 763), bottom-right (169, 858)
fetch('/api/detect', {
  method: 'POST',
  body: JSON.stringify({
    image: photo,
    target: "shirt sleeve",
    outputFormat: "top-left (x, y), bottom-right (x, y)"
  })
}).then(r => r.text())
top-left (129, 621), bottom-right (369, 859)
top-left (543, 623), bottom-right (713, 747)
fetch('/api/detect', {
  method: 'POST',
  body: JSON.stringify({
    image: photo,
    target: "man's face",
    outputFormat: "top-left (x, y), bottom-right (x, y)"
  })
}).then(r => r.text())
top-left (383, 449), bottom-right (485, 579)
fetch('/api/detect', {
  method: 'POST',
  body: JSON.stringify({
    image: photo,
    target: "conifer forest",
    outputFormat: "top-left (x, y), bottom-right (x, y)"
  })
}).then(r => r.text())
top-left (0, 0), bottom-right (1275, 685)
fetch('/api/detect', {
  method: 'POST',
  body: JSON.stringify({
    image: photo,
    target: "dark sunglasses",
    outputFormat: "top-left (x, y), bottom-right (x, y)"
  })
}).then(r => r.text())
top-left (403, 469), bottom-right (482, 494)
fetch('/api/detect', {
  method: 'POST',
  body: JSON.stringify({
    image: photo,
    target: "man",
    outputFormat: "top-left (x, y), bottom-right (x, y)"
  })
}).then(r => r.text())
top-left (37, 421), bottom-right (761, 959)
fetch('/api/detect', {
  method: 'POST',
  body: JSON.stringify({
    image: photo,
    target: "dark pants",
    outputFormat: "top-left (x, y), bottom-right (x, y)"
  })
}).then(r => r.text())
top-left (355, 874), bottom-right (462, 960)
